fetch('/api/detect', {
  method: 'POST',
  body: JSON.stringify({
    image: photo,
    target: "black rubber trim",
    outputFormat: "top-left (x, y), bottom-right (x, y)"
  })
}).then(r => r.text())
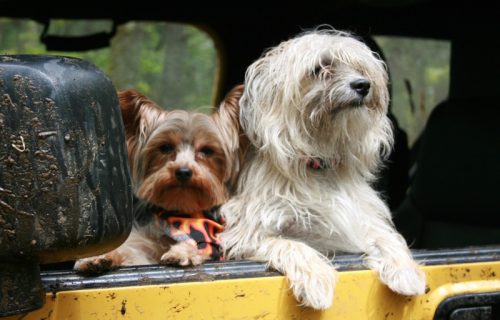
top-left (434, 291), bottom-right (500, 320)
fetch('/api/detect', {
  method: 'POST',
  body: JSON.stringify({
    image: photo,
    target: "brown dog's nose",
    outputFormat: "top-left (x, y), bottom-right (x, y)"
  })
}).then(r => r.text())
top-left (175, 167), bottom-right (192, 182)
top-left (350, 79), bottom-right (370, 97)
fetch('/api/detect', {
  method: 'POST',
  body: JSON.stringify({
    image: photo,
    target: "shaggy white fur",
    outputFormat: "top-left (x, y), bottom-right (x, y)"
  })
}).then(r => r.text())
top-left (220, 28), bottom-right (426, 310)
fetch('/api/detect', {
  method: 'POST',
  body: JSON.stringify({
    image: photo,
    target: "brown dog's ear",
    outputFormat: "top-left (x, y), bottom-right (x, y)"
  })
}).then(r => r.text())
top-left (220, 84), bottom-right (244, 122)
top-left (117, 89), bottom-right (162, 139)
top-left (213, 84), bottom-right (249, 188)
top-left (213, 84), bottom-right (246, 152)
top-left (118, 89), bottom-right (163, 178)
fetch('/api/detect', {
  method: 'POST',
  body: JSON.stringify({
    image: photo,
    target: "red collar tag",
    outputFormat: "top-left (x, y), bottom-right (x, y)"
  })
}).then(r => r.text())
top-left (306, 158), bottom-right (331, 170)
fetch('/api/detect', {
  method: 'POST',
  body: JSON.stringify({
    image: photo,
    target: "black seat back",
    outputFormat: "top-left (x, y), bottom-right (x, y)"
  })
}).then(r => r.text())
top-left (396, 98), bottom-right (500, 248)
top-left (395, 34), bottom-right (500, 248)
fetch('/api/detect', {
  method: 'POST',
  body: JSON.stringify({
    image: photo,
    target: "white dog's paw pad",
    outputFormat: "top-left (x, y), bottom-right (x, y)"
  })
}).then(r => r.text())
top-left (385, 267), bottom-right (427, 296)
top-left (290, 267), bottom-right (337, 310)
top-left (296, 286), bottom-right (334, 310)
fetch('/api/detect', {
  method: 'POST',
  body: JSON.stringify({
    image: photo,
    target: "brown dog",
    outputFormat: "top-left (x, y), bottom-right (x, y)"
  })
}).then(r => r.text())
top-left (75, 86), bottom-right (243, 272)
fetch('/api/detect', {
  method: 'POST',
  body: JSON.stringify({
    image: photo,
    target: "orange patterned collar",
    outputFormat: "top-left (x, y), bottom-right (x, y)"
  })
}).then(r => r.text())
top-left (154, 208), bottom-right (225, 261)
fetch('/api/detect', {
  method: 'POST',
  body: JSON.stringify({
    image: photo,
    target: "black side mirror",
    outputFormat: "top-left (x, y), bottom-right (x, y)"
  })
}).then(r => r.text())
top-left (0, 55), bottom-right (133, 316)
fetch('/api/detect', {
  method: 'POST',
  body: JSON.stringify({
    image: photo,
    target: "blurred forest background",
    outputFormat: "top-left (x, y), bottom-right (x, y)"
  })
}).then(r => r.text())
top-left (375, 36), bottom-right (450, 145)
top-left (0, 18), bottom-right (450, 145)
top-left (0, 19), bottom-right (217, 111)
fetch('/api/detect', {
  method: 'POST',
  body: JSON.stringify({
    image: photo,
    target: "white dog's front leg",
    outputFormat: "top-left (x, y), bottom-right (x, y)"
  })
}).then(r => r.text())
top-left (255, 237), bottom-right (338, 310)
top-left (362, 221), bottom-right (426, 296)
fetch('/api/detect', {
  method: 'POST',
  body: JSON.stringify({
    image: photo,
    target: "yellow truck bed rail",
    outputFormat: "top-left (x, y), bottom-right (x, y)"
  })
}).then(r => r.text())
top-left (3, 246), bottom-right (500, 320)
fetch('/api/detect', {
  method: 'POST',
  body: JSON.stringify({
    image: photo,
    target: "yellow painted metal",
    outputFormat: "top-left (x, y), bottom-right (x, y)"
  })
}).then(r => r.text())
top-left (2, 261), bottom-right (499, 320)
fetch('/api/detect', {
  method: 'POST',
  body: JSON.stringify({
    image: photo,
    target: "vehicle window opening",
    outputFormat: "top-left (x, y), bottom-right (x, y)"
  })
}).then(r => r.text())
top-left (0, 18), bottom-right (219, 111)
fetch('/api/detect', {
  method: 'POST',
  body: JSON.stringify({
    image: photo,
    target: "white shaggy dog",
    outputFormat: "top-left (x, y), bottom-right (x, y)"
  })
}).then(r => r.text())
top-left (220, 29), bottom-right (426, 310)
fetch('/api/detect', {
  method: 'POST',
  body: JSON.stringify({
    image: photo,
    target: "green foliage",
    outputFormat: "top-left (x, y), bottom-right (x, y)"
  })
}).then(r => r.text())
top-left (0, 18), bottom-right (217, 112)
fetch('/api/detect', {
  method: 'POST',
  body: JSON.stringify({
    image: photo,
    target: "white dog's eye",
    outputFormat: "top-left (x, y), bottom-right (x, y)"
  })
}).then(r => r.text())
top-left (312, 65), bottom-right (323, 76)
top-left (312, 62), bottom-right (334, 77)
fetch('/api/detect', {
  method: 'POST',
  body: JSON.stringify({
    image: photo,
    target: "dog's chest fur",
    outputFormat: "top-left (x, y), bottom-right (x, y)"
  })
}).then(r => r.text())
top-left (273, 203), bottom-right (361, 254)
top-left (243, 157), bottom-right (365, 253)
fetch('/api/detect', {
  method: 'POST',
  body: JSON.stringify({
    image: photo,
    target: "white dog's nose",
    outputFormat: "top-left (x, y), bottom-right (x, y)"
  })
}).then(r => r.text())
top-left (350, 79), bottom-right (371, 97)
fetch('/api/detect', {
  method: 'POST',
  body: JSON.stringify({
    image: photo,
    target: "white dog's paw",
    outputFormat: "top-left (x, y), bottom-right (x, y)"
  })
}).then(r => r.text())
top-left (381, 265), bottom-right (427, 296)
top-left (288, 263), bottom-right (337, 310)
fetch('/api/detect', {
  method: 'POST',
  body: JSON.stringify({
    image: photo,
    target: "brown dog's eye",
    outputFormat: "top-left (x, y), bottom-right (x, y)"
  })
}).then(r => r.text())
top-left (200, 147), bottom-right (214, 157)
top-left (159, 144), bottom-right (175, 154)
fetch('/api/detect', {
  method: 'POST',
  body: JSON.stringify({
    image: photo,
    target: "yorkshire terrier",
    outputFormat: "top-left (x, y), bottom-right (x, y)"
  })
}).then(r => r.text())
top-left (220, 29), bottom-right (426, 309)
top-left (75, 86), bottom-right (243, 272)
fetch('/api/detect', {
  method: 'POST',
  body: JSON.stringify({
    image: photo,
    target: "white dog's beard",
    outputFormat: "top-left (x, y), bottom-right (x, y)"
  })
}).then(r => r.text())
top-left (221, 28), bottom-right (426, 310)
